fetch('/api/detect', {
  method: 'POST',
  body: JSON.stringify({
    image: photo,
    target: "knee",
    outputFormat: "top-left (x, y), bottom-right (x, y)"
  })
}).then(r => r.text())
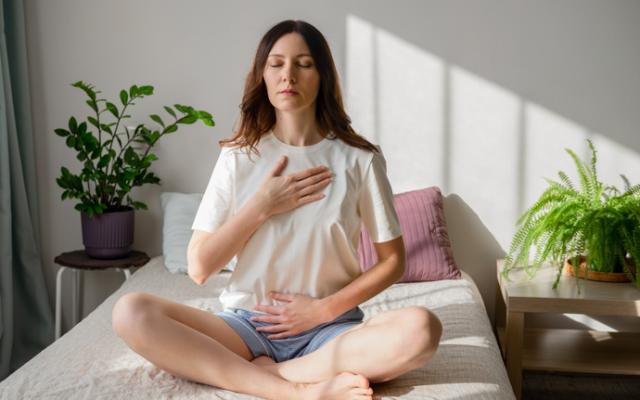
top-left (401, 306), bottom-right (442, 363)
top-left (111, 292), bottom-right (157, 339)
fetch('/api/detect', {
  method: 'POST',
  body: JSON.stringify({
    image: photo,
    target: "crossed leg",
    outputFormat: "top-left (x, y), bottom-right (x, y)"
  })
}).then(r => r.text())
top-left (254, 306), bottom-right (443, 384)
top-left (112, 292), bottom-right (374, 399)
top-left (112, 292), bottom-right (442, 399)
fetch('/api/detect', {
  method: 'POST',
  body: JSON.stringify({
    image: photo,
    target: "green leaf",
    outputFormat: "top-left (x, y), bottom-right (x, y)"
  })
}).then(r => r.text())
top-left (78, 122), bottom-right (87, 134)
top-left (55, 128), bottom-right (70, 137)
top-left (164, 106), bottom-right (176, 118)
top-left (87, 116), bottom-right (99, 129)
top-left (106, 102), bottom-right (119, 118)
top-left (139, 85), bottom-right (153, 95)
top-left (124, 147), bottom-right (139, 165)
top-left (68, 117), bottom-right (78, 134)
top-left (98, 154), bottom-right (110, 168)
top-left (86, 99), bottom-right (98, 112)
top-left (151, 131), bottom-right (161, 144)
top-left (143, 171), bottom-right (161, 185)
top-left (129, 85), bottom-right (139, 98)
top-left (66, 136), bottom-right (76, 148)
top-left (174, 104), bottom-right (190, 114)
top-left (164, 124), bottom-right (178, 134)
top-left (150, 114), bottom-right (165, 127)
top-left (120, 90), bottom-right (128, 106)
top-left (72, 81), bottom-right (96, 101)
top-left (197, 110), bottom-right (213, 119)
top-left (131, 200), bottom-right (148, 210)
top-left (55, 176), bottom-right (67, 189)
top-left (178, 115), bottom-right (197, 124)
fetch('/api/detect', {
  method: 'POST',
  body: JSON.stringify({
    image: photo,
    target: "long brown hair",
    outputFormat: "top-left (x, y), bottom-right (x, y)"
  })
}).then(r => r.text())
top-left (219, 19), bottom-right (379, 155)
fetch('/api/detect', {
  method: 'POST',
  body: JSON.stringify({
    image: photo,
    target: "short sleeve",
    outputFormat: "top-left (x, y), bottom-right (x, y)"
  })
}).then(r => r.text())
top-left (357, 147), bottom-right (403, 243)
top-left (191, 147), bottom-right (234, 233)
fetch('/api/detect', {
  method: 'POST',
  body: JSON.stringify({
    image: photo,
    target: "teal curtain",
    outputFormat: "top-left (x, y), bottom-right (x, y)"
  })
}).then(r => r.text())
top-left (0, 0), bottom-right (54, 380)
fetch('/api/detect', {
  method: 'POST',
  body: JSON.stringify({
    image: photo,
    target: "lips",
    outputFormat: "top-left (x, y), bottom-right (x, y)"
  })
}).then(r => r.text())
top-left (279, 89), bottom-right (298, 94)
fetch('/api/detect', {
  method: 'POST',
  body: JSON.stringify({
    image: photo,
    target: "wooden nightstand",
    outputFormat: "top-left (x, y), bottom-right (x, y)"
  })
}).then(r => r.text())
top-left (53, 250), bottom-right (149, 340)
top-left (495, 259), bottom-right (640, 400)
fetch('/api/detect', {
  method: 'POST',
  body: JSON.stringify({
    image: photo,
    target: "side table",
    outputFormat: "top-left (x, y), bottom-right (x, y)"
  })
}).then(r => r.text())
top-left (53, 250), bottom-right (150, 340)
top-left (495, 259), bottom-right (640, 400)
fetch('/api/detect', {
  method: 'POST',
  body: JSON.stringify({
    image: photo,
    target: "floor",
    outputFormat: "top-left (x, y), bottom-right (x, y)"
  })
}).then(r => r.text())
top-left (522, 370), bottom-right (640, 399)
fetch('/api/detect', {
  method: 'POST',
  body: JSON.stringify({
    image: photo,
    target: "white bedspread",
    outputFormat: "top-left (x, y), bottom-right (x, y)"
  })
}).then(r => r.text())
top-left (0, 256), bottom-right (514, 399)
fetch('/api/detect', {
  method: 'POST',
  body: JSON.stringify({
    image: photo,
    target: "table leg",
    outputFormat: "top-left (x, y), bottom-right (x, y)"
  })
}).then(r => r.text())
top-left (494, 284), bottom-right (506, 355)
top-left (55, 266), bottom-right (68, 340)
top-left (505, 310), bottom-right (524, 400)
top-left (116, 268), bottom-right (132, 280)
top-left (72, 270), bottom-right (81, 326)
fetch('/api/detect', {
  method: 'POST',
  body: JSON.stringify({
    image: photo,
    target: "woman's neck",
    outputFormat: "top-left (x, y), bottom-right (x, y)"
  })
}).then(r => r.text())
top-left (272, 109), bottom-right (324, 146)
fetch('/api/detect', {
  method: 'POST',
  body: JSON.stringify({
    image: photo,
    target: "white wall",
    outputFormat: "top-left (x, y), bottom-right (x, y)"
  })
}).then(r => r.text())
top-left (24, 0), bottom-right (640, 334)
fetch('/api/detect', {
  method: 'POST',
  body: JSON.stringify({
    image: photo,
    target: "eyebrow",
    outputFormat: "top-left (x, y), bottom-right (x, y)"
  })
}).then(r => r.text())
top-left (268, 53), bottom-right (312, 58)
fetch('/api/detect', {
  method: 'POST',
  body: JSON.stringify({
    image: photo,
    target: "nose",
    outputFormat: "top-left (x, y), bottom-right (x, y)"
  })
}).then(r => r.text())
top-left (282, 67), bottom-right (296, 84)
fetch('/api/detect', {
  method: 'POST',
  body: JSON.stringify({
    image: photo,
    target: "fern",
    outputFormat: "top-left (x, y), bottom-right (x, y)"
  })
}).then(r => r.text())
top-left (621, 174), bottom-right (631, 192)
top-left (502, 139), bottom-right (639, 290)
top-left (558, 171), bottom-right (577, 192)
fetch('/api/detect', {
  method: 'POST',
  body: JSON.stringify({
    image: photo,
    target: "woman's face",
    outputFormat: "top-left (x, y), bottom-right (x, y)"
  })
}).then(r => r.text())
top-left (263, 32), bottom-right (320, 113)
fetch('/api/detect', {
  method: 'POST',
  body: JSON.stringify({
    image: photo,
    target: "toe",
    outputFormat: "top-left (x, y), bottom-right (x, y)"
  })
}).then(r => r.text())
top-left (353, 373), bottom-right (370, 389)
top-left (353, 387), bottom-right (373, 396)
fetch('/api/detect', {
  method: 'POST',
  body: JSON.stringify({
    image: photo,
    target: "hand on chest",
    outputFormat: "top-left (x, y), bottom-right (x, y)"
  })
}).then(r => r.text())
top-left (238, 156), bottom-right (360, 225)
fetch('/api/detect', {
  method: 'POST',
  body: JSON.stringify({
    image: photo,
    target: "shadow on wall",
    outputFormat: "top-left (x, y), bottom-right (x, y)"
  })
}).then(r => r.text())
top-left (444, 193), bottom-right (505, 325)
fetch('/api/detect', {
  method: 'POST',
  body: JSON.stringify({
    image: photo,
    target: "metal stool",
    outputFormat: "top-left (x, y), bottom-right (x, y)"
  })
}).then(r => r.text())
top-left (53, 250), bottom-right (150, 340)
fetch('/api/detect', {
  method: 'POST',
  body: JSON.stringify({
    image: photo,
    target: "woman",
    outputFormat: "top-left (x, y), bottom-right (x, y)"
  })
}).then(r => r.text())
top-left (112, 20), bottom-right (442, 400)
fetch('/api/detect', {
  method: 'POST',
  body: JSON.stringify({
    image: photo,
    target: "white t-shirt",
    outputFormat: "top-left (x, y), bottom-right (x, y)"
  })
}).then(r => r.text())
top-left (191, 130), bottom-right (402, 312)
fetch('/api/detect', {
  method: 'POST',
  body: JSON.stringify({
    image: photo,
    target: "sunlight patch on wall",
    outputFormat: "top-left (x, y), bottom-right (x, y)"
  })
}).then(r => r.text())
top-left (448, 66), bottom-right (520, 250)
top-left (343, 13), bottom-right (640, 254)
top-left (345, 14), bottom-right (444, 195)
top-left (523, 103), bottom-right (587, 211)
top-left (590, 134), bottom-right (640, 191)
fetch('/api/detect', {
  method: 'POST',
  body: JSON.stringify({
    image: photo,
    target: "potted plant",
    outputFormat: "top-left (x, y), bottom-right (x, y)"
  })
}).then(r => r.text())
top-left (55, 81), bottom-right (215, 258)
top-left (502, 139), bottom-right (640, 289)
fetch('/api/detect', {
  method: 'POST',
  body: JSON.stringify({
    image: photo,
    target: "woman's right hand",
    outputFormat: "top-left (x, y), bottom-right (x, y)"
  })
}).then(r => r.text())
top-left (254, 155), bottom-right (333, 218)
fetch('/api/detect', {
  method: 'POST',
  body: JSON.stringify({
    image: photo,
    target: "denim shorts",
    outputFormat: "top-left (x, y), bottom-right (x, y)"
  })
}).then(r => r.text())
top-left (216, 306), bottom-right (365, 362)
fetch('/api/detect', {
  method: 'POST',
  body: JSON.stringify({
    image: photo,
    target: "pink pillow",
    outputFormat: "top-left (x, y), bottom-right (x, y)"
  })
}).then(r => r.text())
top-left (357, 186), bottom-right (461, 282)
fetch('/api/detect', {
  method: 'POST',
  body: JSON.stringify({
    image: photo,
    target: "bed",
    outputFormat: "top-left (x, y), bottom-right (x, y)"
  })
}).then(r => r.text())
top-left (0, 255), bottom-right (514, 399)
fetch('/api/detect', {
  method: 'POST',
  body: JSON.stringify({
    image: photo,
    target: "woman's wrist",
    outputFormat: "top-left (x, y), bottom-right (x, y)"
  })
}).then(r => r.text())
top-left (317, 296), bottom-right (338, 322)
top-left (246, 194), bottom-right (272, 223)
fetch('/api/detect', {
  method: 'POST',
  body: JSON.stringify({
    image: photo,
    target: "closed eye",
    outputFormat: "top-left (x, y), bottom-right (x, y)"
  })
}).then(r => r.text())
top-left (269, 64), bottom-right (313, 68)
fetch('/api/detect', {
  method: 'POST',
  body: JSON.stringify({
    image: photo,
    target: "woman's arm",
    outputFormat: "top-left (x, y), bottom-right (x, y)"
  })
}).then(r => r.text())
top-left (321, 236), bottom-right (406, 320)
top-left (187, 196), bottom-right (270, 285)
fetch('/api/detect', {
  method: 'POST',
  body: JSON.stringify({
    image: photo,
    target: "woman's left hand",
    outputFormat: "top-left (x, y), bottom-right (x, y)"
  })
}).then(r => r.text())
top-left (251, 292), bottom-right (333, 339)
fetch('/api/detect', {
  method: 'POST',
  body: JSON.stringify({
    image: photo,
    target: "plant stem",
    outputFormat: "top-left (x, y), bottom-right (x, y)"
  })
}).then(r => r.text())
top-left (102, 98), bottom-right (136, 207)
top-left (104, 129), bottom-right (140, 206)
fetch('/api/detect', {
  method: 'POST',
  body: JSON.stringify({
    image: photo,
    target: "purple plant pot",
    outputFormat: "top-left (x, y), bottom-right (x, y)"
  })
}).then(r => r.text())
top-left (81, 207), bottom-right (134, 259)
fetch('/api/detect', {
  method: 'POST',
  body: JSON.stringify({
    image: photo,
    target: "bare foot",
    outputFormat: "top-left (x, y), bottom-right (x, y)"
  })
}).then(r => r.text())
top-left (296, 372), bottom-right (373, 400)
